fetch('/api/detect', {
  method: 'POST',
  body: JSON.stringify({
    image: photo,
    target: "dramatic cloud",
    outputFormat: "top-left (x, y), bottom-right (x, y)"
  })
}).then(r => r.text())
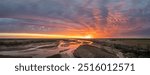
top-left (0, 0), bottom-right (150, 38)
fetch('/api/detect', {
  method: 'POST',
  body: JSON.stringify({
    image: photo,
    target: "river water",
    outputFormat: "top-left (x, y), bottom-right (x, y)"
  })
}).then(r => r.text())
top-left (0, 39), bottom-right (93, 58)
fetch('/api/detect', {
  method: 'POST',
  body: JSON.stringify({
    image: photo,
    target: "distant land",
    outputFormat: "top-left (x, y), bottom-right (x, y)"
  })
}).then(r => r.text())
top-left (0, 38), bottom-right (150, 58)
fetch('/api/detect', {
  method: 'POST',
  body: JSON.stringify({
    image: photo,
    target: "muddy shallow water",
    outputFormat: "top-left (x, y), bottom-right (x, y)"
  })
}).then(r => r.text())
top-left (0, 39), bottom-right (92, 58)
top-left (0, 39), bottom-right (150, 58)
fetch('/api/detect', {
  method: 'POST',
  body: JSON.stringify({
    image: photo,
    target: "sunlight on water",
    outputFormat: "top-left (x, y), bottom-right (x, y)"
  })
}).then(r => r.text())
top-left (0, 39), bottom-right (93, 58)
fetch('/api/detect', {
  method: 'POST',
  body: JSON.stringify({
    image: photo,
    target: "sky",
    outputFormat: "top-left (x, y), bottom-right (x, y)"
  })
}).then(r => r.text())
top-left (0, 0), bottom-right (150, 38)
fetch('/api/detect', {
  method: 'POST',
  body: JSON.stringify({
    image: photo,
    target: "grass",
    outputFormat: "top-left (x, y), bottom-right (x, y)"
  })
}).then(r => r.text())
top-left (0, 39), bottom-right (57, 46)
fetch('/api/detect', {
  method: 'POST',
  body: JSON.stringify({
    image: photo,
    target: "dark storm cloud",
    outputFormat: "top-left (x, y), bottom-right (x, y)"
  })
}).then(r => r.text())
top-left (0, 0), bottom-right (150, 37)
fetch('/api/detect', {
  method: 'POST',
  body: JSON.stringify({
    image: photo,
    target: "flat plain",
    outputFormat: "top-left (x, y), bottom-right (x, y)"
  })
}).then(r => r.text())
top-left (0, 38), bottom-right (149, 58)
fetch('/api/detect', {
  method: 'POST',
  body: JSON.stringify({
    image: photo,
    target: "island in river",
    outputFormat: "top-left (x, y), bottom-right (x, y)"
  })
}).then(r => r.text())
top-left (0, 38), bottom-right (150, 58)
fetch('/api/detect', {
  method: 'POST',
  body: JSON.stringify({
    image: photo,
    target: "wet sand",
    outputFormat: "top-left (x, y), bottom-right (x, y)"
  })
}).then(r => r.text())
top-left (0, 39), bottom-right (150, 58)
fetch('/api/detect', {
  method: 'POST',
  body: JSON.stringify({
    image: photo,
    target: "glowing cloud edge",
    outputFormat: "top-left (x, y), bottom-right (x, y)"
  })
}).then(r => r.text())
top-left (0, 33), bottom-right (93, 39)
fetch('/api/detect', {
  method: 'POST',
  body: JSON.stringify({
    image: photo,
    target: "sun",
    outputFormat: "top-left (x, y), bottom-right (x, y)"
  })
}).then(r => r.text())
top-left (84, 35), bottom-right (93, 39)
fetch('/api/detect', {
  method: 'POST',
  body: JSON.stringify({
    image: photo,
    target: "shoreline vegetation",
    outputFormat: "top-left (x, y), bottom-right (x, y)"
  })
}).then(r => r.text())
top-left (0, 39), bottom-right (150, 58)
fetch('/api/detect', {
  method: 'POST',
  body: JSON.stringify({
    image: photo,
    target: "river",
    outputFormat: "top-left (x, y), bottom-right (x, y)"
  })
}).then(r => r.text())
top-left (0, 39), bottom-right (93, 58)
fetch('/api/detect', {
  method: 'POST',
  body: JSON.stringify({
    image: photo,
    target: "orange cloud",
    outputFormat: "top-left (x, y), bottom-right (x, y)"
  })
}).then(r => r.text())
top-left (0, 33), bottom-right (94, 39)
